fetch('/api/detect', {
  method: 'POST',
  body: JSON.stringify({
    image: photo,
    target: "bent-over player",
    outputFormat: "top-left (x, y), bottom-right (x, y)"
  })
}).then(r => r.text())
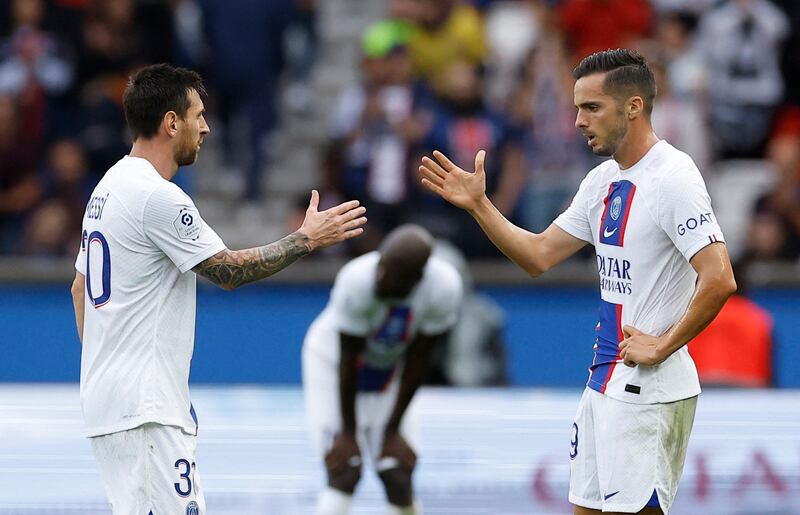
top-left (303, 225), bottom-right (463, 515)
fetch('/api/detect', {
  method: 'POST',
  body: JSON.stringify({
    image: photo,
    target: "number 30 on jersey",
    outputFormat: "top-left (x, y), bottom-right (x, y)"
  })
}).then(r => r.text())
top-left (82, 229), bottom-right (111, 308)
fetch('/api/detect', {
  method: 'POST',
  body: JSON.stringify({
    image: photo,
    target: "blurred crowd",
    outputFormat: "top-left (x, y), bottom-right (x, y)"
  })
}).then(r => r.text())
top-left (0, 0), bottom-right (314, 256)
top-left (323, 0), bottom-right (800, 261)
top-left (1, 0), bottom-right (800, 266)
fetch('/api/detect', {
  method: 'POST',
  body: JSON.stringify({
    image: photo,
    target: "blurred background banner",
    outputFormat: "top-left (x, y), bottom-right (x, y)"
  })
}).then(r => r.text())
top-left (2, 0), bottom-right (800, 513)
top-left (3, 280), bottom-right (800, 388)
top-left (1, 386), bottom-right (798, 515)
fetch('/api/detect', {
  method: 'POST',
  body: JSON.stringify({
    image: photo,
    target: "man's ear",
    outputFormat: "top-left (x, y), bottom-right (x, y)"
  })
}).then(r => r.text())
top-left (163, 111), bottom-right (179, 136)
top-left (627, 96), bottom-right (644, 120)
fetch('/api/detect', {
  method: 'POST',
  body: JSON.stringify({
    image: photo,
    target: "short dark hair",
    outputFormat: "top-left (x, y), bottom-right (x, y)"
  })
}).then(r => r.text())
top-left (573, 49), bottom-right (657, 115)
top-left (122, 64), bottom-right (206, 140)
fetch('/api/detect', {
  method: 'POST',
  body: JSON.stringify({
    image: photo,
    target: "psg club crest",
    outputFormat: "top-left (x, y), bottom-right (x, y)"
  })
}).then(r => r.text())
top-left (599, 180), bottom-right (636, 247)
top-left (186, 501), bottom-right (199, 515)
top-left (610, 196), bottom-right (622, 221)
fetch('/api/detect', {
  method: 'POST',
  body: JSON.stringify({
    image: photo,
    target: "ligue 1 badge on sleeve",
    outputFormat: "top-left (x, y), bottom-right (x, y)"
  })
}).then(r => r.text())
top-left (173, 207), bottom-right (203, 241)
top-left (186, 500), bottom-right (199, 515)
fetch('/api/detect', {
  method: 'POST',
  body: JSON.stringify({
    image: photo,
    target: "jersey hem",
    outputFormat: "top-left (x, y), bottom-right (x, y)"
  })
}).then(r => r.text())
top-left (177, 241), bottom-right (226, 273)
top-left (84, 416), bottom-right (197, 438)
top-left (568, 494), bottom-right (602, 510)
top-left (602, 499), bottom-right (667, 514)
top-left (553, 219), bottom-right (592, 244)
top-left (682, 235), bottom-right (725, 262)
top-left (594, 387), bottom-right (700, 405)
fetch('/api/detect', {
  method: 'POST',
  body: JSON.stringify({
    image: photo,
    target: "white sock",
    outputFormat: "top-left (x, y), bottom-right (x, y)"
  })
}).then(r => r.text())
top-left (316, 487), bottom-right (353, 515)
top-left (386, 499), bottom-right (421, 515)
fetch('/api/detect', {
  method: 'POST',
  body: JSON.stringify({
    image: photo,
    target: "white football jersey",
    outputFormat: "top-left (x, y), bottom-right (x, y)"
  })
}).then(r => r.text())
top-left (554, 140), bottom-right (724, 404)
top-left (75, 156), bottom-right (225, 437)
top-left (304, 252), bottom-right (463, 391)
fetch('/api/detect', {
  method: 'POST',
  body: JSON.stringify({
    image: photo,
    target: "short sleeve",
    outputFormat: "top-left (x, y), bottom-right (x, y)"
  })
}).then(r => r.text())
top-left (553, 171), bottom-right (595, 243)
top-left (657, 166), bottom-right (725, 261)
top-left (75, 239), bottom-right (86, 275)
top-left (143, 183), bottom-right (226, 273)
top-left (327, 262), bottom-right (372, 336)
top-left (419, 261), bottom-right (464, 335)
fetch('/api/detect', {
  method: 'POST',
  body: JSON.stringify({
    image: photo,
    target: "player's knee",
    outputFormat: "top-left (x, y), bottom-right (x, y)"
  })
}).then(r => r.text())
top-left (378, 467), bottom-right (414, 507)
top-left (326, 464), bottom-right (361, 494)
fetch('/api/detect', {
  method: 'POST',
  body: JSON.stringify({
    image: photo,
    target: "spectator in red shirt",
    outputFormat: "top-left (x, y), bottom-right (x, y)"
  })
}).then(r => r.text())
top-left (558, 0), bottom-right (653, 63)
top-left (689, 262), bottom-right (773, 387)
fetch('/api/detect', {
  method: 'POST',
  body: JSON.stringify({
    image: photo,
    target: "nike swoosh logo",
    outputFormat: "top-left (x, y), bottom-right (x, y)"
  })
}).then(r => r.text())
top-left (603, 226), bottom-right (618, 238)
top-left (604, 491), bottom-right (620, 500)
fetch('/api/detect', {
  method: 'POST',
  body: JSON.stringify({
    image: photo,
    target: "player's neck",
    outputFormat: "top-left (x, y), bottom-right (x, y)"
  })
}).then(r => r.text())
top-left (613, 126), bottom-right (660, 170)
top-left (129, 140), bottom-right (179, 180)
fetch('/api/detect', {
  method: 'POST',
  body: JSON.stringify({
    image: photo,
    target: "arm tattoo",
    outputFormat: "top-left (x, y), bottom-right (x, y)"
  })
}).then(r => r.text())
top-left (192, 232), bottom-right (312, 290)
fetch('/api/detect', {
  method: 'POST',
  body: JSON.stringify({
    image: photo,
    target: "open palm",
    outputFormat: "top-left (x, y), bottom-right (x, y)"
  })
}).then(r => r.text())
top-left (419, 150), bottom-right (487, 212)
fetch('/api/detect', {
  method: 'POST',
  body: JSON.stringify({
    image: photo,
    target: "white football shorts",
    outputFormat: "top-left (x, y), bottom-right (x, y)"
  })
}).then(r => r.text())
top-left (302, 343), bottom-right (419, 471)
top-left (569, 387), bottom-right (697, 514)
top-left (90, 423), bottom-right (205, 515)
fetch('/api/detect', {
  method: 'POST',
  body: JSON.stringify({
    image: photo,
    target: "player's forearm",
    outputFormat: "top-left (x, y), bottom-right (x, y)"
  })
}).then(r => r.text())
top-left (469, 197), bottom-right (551, 277)
top-left (339, 334), bottom-right (365, 434)
top-left (192, 232), bottom-right (312, 290)
top-left (71, 273), bottom-right (85, 343)
top-left (386, 341), bottom-right (437, 432)
top-left (658, 276), bottom-right (736, 359)
top-left (339, 358), bottom-right (359, 434)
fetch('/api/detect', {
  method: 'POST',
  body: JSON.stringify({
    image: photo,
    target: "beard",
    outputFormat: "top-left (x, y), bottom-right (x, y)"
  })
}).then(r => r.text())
top-left (592, 112), bottom-right (628, 157)
top-left (175, 139), bottom-right (200, 166)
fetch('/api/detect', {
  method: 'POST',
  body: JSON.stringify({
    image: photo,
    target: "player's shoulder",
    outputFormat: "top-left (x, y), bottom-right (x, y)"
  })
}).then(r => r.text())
top-left (106, 156), bottom-right (157, 184)
top-left (343, 251), bottom-right (379, 273)
top-left (144, 177), bottom-right (195, 216)
top-left (424, 255), bottom-right (461, 281)
top-left (581, 158), bottom-right (618, 189)
top-left (420, 255), bottom-right (463, 295)
top-left (650, 141), bottom-right (706, 189)
top-left (99, 156), bottom-right (182, 204)
top-left (652, 141), bottom-right (700, 175)
top-left (336, 251), bottom-right (379, 288)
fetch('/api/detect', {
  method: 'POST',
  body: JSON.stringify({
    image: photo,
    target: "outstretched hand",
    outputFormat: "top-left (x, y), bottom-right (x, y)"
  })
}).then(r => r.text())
top-left (419, 150), bottom-right (488, 213)
top-left (619, 325), bottom-right (665, 367)
top-left (298, 190), bottom-right (367, 251)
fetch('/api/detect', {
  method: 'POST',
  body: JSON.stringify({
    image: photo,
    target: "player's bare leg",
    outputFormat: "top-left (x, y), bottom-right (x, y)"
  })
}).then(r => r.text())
top-left (574, 506), bottom-right (663, 515)
top-left (316, 431), bottom-right (362, 515)
top-left (378, 429), bottom-right (419, 514)
top-left (378, 466), bottom-right (416, 513)
top-left (316, 464), bottom-right (360, 514)
top-left (326, 460), bottom-right (361, 494)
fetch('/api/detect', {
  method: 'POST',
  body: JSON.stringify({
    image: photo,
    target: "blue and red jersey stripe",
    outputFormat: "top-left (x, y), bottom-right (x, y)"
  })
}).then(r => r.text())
top-left (599, 180), bottom-right (637, 248)
top-left (588, 300), bottom-right (623, 393)
top-left (356, 306), bottom-right (414, 392)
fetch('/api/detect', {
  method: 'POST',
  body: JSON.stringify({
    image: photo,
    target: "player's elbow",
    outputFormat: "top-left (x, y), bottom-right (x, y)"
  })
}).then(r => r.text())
top-left (525, 266), bottom-right (544, 279)
top-left (522, 233), bottom-right (557, 278)
top-left (216, 281), bottom-right (237, 292)
top-left (524, 255), bottom-right (552, 278)
top-left (70, 275), bottom-right (84, 299)
top-left (721, 275), bottom-right (737, 299)
top-left (707, 274), bottom-right (737, 303)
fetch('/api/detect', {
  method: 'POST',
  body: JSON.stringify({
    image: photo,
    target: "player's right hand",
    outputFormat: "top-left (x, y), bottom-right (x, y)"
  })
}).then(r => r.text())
top-left (299, 190), bottom-right (367, 251)
top-left (325, 432), bottom-right (362, 471)
top-left (419, 150), bottom-right (488, 213)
